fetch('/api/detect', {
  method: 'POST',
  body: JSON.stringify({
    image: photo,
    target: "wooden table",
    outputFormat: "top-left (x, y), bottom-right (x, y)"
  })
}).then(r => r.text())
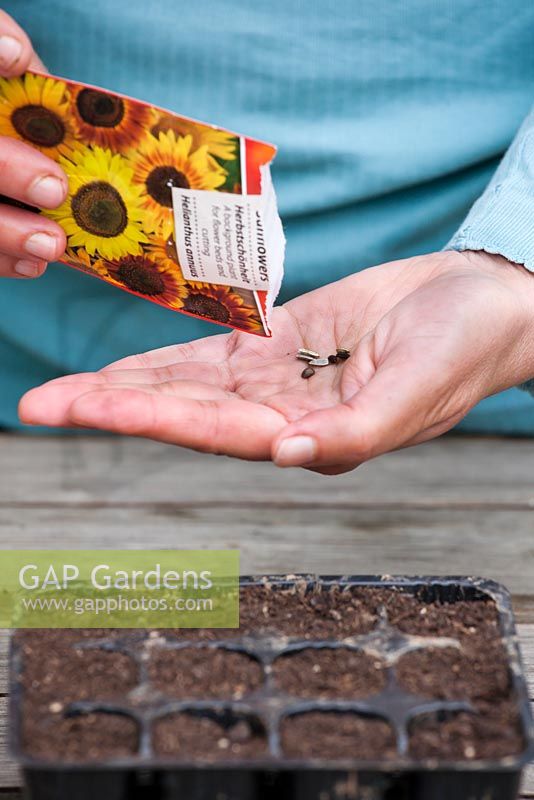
top-left (0, 433), bottom-right (532, 797)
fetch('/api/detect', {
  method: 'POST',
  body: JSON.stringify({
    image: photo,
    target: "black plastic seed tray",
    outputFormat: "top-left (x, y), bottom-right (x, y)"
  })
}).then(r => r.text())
top-left (9, 575), bottom-right (534, 800)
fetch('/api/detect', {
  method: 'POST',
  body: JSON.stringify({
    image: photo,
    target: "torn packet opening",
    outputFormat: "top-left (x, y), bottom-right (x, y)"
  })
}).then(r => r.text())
top-left (172, 159), bottom-right (285, 336)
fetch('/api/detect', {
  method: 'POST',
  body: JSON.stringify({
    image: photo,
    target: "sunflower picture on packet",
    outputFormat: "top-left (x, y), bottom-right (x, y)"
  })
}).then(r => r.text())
top-left (0, 72), bottom-right (284, 336)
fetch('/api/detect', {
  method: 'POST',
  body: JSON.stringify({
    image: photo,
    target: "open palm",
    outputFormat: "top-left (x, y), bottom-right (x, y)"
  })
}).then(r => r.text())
top-left (20, 250), bottom-right (534, 473)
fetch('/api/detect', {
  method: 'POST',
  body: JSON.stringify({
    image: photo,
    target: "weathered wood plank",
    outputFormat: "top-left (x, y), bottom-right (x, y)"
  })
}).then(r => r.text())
top-left (514, 598), bottom-right (534, 625)
top-left (0, 696), bottom-right (20, 788)
top-left (1, 434), bottom-right (534, 507)
top-left (0, 505), bottom-right (533, 595)
top-left (520, 625), bottom-right (534, 699)
top-left (523, 763), bottom-right (534, 797)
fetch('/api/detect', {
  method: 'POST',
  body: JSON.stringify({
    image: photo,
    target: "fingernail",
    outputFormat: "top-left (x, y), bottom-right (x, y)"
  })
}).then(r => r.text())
top-left (28, 175), bottom-right (66, 208)
top-left (0, 36), bottom-right (22, 68)
top-left (274, 435), bottom-right (317, 467)
top-left (14, 259), bottom-right (43, 278)
top-left (25, 232), bottom-right (58, 260)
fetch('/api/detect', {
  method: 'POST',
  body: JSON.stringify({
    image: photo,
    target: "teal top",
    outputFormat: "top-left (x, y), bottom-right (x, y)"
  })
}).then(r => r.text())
top-left (2, 0), bottom-right (534, 432)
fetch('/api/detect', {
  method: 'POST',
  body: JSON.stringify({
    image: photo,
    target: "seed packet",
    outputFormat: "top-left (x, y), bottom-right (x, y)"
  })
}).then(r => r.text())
top-left (0, 71), bottom-right (285, 336)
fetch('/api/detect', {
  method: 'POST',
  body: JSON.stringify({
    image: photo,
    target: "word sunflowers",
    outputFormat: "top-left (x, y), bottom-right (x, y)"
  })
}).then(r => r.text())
top-left (0, 72), bottom-right (276, 335)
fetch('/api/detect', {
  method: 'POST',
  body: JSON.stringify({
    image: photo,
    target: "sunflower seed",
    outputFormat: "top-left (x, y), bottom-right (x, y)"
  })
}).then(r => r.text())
top-left (297, 353), bottom-right (315, 362)
top-left (301, 367), bottom-right (315, 379)
top-left (298, 348), bottom-right (320, 359)
top-left (308, 357), bottom-right (330, 367)
top-left (336, 349), bottom-right (351, 360)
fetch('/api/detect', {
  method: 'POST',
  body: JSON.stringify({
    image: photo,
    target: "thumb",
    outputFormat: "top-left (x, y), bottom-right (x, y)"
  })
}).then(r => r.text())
top-left (272, 348), bottom-right (441, 469)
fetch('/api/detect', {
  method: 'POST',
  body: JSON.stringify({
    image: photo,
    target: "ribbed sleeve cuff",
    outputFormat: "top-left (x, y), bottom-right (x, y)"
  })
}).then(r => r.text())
top-left (446, 109), bottom-right (534, 272)
top-left (446, 176), bottom-right (534, 272)
top-left (445, 106), bottom-right (534, 396)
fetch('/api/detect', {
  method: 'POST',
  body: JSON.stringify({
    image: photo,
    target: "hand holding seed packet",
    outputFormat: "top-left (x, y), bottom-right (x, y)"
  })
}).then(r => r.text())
top-left (0, 71), bottom-right (284, 335)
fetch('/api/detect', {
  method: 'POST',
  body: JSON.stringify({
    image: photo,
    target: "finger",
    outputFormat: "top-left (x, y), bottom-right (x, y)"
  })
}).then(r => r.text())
top-left (25, 357), bottom-right (228, 390)
top-left (0, 251), bottom-right (47, 278)
top-left (0, 203), bottom-right (65, 263)
top-left (0, 10), bottom-right (46, 75)
top-left (19, 355), bottom-right (233, 426)
top-left (108, 362), bottom-right (229, 386)
top-left (103, 334), bottom-right (233, 371)
top-left (20, 375), bottom-right (233, 427)
top-left (272, 357), bottom-right (437, 469)
top-left (303, 413), bottom-right (463, 475)
top-left (0, 137), bottom-right (67, 208)
top-left (59, 389), bottom-right (285, 459)
top-left (302, 408), bottom-right (464, 475)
